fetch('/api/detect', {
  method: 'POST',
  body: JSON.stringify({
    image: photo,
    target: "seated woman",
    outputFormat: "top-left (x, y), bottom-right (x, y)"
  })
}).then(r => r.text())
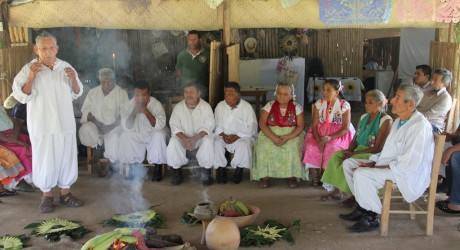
top-left (0, 145), bottom-right (25, 198)
top-left (303, 79), bottom-right (355, 186)
top-left (436, 137), bottom-right (460, 214)
top-left (252, 83), bottom-right (305, 188)
top-left (320, 90), bottom-right (392, 201)
top-left (0, 105), bottom-right (33, 192)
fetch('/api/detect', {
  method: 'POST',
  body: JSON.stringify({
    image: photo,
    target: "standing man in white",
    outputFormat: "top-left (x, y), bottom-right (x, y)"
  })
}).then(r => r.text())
top-left (118, 81), bottom-right (168, 181)
top-left (79, 68), bottom-right (129, 176)
top-left (166, 83), bottom-right (215, 186)
top-left (12, 31), bottom-right (84, 213)
top-left (214, 82), bottom-right (258, 184)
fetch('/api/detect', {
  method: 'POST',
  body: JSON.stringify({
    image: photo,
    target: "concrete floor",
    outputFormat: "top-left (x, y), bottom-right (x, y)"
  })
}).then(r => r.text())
top-left (1, 161), bottom-right (460, 250)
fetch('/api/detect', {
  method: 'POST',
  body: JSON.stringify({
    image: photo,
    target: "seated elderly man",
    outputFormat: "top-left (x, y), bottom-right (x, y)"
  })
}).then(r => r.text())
top-left (79, 68), bottom-right (129, 176)
top-left (166, 83), bottom-right (215, 186)
top-left (417, 68), bottom-right (452, 133)
top-left (214, 82), bottom-right (257, 184)
top-left (340, 84), bottom-right (434, 233)
top-left (118, 81), bottom-right (168, 181)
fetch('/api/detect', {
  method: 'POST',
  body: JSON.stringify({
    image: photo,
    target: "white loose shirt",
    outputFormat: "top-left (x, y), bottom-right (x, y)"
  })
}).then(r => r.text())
top-left (169, 99), bottom-right (214, 137)
top-left (121, 96), bottom-right (167, 133)
top-left (369, 111), bottom-right (434, 203)
top-left (214, 99), bottom-right (257, 140)
top-left (12, 59), bottom-right (83, 136)
top-left (80, 85), bottom-right (129, 125)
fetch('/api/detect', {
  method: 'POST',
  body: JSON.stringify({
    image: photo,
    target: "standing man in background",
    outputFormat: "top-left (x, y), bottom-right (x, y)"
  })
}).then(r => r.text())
top-left (12, 31), bottom-right (84, 213)
top-left (176, 30), bottom-right (210, 100)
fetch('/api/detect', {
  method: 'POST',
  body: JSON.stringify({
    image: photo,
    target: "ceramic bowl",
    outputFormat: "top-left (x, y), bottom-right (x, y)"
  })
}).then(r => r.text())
top-left (216, 204), bottom-right (260, 227)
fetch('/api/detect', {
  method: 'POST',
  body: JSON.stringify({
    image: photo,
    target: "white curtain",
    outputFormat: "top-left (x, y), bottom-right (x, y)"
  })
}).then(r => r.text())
top-left (398, 28), bottom-right (436, 81)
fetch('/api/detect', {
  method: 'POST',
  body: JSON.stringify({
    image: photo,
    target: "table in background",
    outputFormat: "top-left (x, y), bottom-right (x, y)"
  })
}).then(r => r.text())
top-left (307, 77), bottom-right (364, 103)
top-left (241, 88), bottom-right (274, 118)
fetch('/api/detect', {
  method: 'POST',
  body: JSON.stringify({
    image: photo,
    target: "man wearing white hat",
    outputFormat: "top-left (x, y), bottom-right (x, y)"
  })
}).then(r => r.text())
top-left (79, 68), bottom-right (129, 176)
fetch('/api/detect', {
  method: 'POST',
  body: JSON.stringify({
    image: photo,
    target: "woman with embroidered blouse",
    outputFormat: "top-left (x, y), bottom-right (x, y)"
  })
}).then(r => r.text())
top-left (320, 90), bottom-right (392, 201)
top-left (303, 79), bottom-right (355, 186)
top-left (252, 83), bottom-right (305, 188)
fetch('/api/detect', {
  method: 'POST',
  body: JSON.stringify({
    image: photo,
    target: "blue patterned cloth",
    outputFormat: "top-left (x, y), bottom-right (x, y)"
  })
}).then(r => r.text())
top-left (320, 0), bottom-right (392, 25)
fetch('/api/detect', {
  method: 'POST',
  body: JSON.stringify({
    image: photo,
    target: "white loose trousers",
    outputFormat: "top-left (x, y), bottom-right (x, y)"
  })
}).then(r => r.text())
top-left (167, 135), bottom-right (214, 169)
top-left (119, 129), bottom-right (168, 164)
top-left (78, 122), bottom-right (122, 162)
top-left (214, 136), bottom-right (253, 169)
top-left (343, 158), bottom-right (395, 214)
top-left (30, 133), bottom-right (78, 192)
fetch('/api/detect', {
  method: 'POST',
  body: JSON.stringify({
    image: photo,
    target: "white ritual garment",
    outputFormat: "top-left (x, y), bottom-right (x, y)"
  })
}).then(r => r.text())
top-left (214, 99), bottom-right (258, 169)
top-left (167, 99), bottom-right (215, 169)
top-left (119, 96), bottom-right (168, 164)
top-left (12, 59), bottom-right (83, 192)
top-left (78, 85), bottom-right (128, 162)
top-left (343, 111), bottom-right (434, 213)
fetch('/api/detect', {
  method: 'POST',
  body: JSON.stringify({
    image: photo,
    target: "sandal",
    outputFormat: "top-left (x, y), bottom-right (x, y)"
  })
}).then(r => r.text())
top-left (39, 196), bottom-right (54, 213)
top-left (0, 190), bottom-right (17, 197)
top-left (14, 181), bottom-right (35, 192)
top-left (320, 192), bottom-right (343, 201)
top-left (287, 177), bottom-right (299, 188)
top-left (60, 193), bottom-right (84, 207)
top-left (259, 178), bottom-right (270, 188)
top-left (341, 196), bottom-right (357, 207)
top-left (436, 201), bottom-right (460, 214)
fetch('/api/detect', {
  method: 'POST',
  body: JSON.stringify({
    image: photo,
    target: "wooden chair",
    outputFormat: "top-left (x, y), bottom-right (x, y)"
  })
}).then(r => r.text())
top-left (86, 146), bottom-right (92, 173)
top-left (380, 133), bottom-right (446, 236)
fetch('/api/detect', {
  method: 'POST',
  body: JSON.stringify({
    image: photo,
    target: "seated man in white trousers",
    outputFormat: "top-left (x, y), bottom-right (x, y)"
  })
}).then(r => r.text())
top-left (340, 83), bottom-right (434, 233)
top-left (118, 81), bottom-right (168, 180)
top-left (214, 82), bottom-right (257, 184)
top-left (79, 68), bottom-right (129, 176)
top-left (166, 83), bottom-right (215, 186)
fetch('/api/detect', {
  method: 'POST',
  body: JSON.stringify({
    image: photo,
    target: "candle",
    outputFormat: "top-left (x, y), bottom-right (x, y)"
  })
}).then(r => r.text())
top-left (340, 59), bottom-right (343, 75)
top-left (112, 52), bottom-right (116, 73)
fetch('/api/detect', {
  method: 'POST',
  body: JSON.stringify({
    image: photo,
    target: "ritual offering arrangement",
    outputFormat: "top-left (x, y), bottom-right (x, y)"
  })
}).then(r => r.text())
top-left (24, 219), bottom-right (89, 242)
top-left (102, 209), bottom-right (164, 228)
top-left (239, 219), bottom-right (301, 247)
top-left (216, 198), bottom-right (260, 227)
top-left (0, 234), bottom-right (29, 249)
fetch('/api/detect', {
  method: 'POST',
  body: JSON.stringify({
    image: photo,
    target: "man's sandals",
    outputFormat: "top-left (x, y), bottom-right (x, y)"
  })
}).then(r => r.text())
top-left (60, 193), bottom-right (84, 208)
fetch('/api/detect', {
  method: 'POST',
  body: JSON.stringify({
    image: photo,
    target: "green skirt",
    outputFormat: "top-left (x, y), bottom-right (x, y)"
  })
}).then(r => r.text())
top-left (251, 126), bottom-right (305, 180)
top-left (320, 145), bottom-right (371, 194)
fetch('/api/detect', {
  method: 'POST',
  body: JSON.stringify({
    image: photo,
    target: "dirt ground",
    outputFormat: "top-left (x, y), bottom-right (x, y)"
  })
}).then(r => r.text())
top-left (1, 160), bottom-right (460, 250)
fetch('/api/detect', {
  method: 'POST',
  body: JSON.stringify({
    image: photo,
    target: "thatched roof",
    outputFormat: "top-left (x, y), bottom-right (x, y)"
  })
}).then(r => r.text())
top-left (9, 0), bottom-right (449, 30)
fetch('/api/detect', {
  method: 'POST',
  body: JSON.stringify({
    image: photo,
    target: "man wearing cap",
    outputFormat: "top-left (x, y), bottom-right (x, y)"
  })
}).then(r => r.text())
top-left (12, 31), bottom-right (83, 213)
top-left (79, 68), bottom-right (129, 176)
top-left (176, 30), bottom-right (210, 100)
top-left (118, 81), bottom-right (168, 181)
top-left (214, 82), bottom-right (258, 184)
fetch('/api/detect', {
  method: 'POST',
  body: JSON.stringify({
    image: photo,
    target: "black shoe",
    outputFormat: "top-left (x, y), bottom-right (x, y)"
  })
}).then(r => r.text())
top-left (201, 168), bottom-right (213, 186)
top-left (89, 146), bottom-right (104, 165)
top-left (171, 168), bottom-right (182, 186)
top-left (233, 167), bottom-right (243, 184)
top-left (436, 176), bottom-right (447, 194)
top-left (347, 213), bottom-right (380, 233)
top-left (151, 165), bottom-right (163, 182)
top-left (216, 167), bottom-right (227, 184)
top-left (339, 206), bottom-right (365, 221)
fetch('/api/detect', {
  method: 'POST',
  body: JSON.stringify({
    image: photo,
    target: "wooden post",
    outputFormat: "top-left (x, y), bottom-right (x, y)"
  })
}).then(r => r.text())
top-left (222, 1), bottom-right (230, 47)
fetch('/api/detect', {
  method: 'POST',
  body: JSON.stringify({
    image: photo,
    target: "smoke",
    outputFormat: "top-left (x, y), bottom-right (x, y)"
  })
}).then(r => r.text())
top-left (108, 162), bottom-right (150, 214)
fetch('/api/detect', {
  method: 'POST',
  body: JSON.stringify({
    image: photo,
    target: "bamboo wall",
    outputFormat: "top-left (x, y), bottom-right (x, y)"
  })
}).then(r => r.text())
top-left (0, 45), bottom-right (34, 102)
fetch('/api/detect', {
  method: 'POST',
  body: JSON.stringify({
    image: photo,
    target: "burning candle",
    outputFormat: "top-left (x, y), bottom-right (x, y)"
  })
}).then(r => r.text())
top-left (112, 52), bottom-right (116, 73)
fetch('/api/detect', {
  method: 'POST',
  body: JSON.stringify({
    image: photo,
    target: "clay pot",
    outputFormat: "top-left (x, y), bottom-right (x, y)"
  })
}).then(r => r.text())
top-left (194, 201), bottom-right (217, 221)
top-left (205, 217), bottom-right (240, 250)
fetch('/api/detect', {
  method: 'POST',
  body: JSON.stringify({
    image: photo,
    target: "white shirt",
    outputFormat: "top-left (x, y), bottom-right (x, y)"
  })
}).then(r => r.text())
top-left (369, 111), bottom-right (434, 203)
top-left (80, 85), bottom-right (129, 125)
top-left (0, 106), bottom-right (13, 131)
top-left (122, 96), bottom-right (166, 132)
top-left (214, 99), bottom-right (258, 139)
top-left (12, 59), bottom-right (83, 136)
top-left (169, 99), bottom-right (215, 137)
